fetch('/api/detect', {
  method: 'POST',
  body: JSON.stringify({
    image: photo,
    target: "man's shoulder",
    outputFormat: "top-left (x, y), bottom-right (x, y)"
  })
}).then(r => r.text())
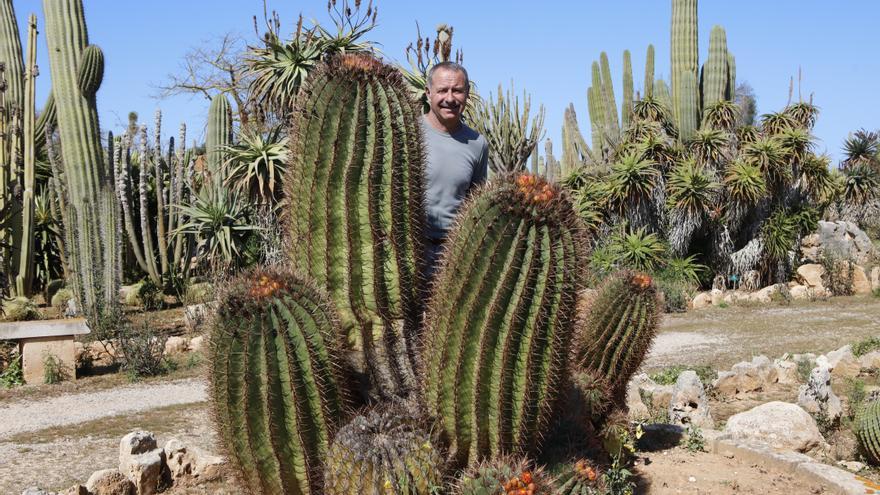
top-left (458, 122), bottom-right (488, 150)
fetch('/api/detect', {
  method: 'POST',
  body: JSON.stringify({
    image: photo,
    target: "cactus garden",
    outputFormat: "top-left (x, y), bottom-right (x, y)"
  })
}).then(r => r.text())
top-left (2, 0), bottom-right (880, 494)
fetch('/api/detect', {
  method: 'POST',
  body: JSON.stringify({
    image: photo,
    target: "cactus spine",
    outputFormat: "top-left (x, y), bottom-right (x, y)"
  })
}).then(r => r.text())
top-left (14, 14), bottom-right (36, 296)
top-left (455, 456), bottom-right (554, 495)
top-left (571, 270), bottom-right (661, 404)
top-left (43, 0), bottom-right (120, 320)
top-left (700, 25), bottom-right (729, 114)
top-left (286, 54), bottom-right (427, 400)
top-left (421, 174), bottom-right (587, 467)
top-left (671, 0), bottom-right (699, 131)
top-left (324, 404), bottom-right (444, 494)
top-left (644, 44), bottom-right (655, 99)
top-left (208, 268), bottom-right (348, 495)
top-left (622, 50), bottom-right (633, 129)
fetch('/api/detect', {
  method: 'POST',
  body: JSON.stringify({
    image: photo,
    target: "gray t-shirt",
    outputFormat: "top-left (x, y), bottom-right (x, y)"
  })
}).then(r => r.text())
top-left (422, 115), bottom-right (489, 240)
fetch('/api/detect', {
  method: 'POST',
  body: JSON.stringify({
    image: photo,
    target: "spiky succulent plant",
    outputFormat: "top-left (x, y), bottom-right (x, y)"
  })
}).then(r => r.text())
top-left (857, 400), bottom-right (880, 465)
top-left (455, 456), bottom-right (554, 495)
top-left (421, 173), bottom-right (587, 467)
top-left (208, 267), bottom-right (348, 495)
top-left (554, 459), bottom-right (604, 495)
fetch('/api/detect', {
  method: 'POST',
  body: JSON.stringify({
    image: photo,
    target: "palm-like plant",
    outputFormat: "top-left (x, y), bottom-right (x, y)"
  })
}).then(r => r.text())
top-left (841, 163), bottom-right (880, 206)
top-left (666, 160), bottom-right (720, 216)
top-left (661, 255), bottom-right (708, 285)
top-left (701, 100), bottom-right (738, 132)
top-left (841, 129), bottom-right (880, 168)
top-left (742, 136), bottom-right (790, 187)
top-left (224, 126), bottom-right (289, 204)
top-left (760, 111), bottom-right (797, 137)
top-left (174, 183), bottom-right (259, 271)
top-left (761, 207), bottom-right (798, 270)
top-left (798, 154), bottom-right (838, 205)
top-left (724, 160), bottom-right (767, 206)
top-left (777, 127), bottom-right (813, 165)
top-left (609, 227), bottom-right (667, 273)
top-left (604, 152), bottom-right (660, 211)
top-left (689, 128), bottom-right (731, 167)
top-left (783, 102), bottom-right (820, 130)
top-left (735, 125), bottom-right (760, 146)
top-left (632, 97), bottom-right (678, 138)
top-left (33, 188), bottom-right (64, 289)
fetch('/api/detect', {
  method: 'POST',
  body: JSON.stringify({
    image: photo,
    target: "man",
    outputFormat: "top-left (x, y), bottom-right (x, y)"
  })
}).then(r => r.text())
top-left (421, 61), bottom-right (489, 278)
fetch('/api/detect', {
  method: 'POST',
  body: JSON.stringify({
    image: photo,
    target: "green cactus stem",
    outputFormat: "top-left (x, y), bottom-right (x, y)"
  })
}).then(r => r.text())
top-left (644, 44), bottom-right (655, 99)
top-left (208, 267), bottom-right (349, 495)
top-left (599, 52), bottom-right (619, 134)
top-left (421, 173), bottom-right (588, 467)
top-left (14, 13), bottom-right (36, 296)
top-left (206, 93), bottom-right (231, 176)
top-left (285, 53), bottom-right (427, 400)
top-left (678, 71), bottom-right (699, 140)
top-left (671, 0), bottom-right (699, 130)
top-left (324, 403), bottom-right (444, 494)
top-left (700, 25), bottom-right (730, 114)
top-left (571, 270), bottom-right (661, 405)
top-left (622, 50), bottom-right (634, 128)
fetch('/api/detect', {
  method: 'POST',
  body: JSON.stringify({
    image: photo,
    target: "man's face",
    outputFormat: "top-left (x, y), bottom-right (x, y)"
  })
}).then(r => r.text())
top-left (426, 68), bottom-right (468, 126)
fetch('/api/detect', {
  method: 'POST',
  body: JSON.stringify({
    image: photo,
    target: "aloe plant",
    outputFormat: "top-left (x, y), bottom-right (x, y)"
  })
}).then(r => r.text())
top-left (421, 173), bottom-right (587, 466)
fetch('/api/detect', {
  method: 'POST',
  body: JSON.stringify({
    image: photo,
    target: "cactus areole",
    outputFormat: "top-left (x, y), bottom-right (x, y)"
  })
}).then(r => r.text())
top-left (421, 173), bottom-right (589, 467)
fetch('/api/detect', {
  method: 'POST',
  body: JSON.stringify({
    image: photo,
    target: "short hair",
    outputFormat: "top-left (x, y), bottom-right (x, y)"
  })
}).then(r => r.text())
top-left (426, 62), bottom-right (469, 91)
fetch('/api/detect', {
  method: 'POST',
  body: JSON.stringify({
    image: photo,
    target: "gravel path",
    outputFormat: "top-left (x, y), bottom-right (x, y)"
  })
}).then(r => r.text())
top-left (0, 378), bottom-right (207, 441)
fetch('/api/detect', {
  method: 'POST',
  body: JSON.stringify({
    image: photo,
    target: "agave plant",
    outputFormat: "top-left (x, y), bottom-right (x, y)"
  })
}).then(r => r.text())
top-left (666, 159), bottom-right (720, 216)
top-left (659, 255), bottom-right (707, 286)
top-left (605, 152), bottom-right (660, 210)
top-left (724, 159), bottom-right (767, 206)
top-left (841, 163), bottom-right (880, 206)
top-left (735, 125), bottom-right (760, 145)
top-left (742, 136), bottom-right (789, 187)
top-left (689, 128), bottom-right (731, 167)
top-left (608, 227), bottom-right (667, 273)
top-left (798, 154), bottom-right (838, 205)
top-left (223, 126), bottom-right (289, 204)
top-left (842, 129), bottom-right (880, 168)
top-left (174, 182), bottom-right (260, 271)
top-left (701, 100), bottom-right (738, 132)
top-left (632, 97), bottom-right (678, 139)
top-left (777, 127), bottom-right (813, 165)
top-left (33, 187), bottom-right (64, 289)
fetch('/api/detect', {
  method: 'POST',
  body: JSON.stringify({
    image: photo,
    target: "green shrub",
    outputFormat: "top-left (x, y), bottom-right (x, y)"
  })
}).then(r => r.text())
top-left (820, 252), bottom-right (855, 296)
top-left (602, 454), bottom-right (635, 495)
top-left (0, 341), bottom-right (23, 388)
top-left (117, 321), bottom-right (168, 381)
top-left (656, 278), bottom-right (690, 313)
top-left (796, 357), bottom-right (813, 383)
top-left (182, 282), bottom-right (214, 305)
top-left (683, 424), bottom-right (705, 452)
top-left (2, 297), bottom-right (41, 321)
top-left (853, 337), bottom-right (880, 357)
top-left (650, 365), bottom-right (716, 388)
top-left (137, 279), bottom-right (164, 311)
top-left (43, 352), bottom-right (68, 384)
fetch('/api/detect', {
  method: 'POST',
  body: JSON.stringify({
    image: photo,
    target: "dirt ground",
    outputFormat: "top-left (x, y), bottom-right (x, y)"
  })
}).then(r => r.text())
top-left (644, 295), bottom-right (880, 372)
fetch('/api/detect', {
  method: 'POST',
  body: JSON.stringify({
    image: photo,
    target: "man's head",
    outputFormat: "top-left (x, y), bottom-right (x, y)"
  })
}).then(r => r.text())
top-left (425, 62), bottom-right (469, 129)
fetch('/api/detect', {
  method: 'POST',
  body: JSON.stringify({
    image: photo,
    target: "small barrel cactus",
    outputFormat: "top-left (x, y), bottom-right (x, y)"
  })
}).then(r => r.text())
top-left (455, 456), bottom-right (554, 495)
top-left (856, 400), bottom-right (880, 465)
top-left (208, 267), bottom-right (348, 495)
top-left (324, 402), bottom-right (444, 494)
top-left (421, 173), bottom-right (588, 467)
top-left (571, 270), bottom-right (661, 405)
top-left (555, 459), bottom-right (604, 495)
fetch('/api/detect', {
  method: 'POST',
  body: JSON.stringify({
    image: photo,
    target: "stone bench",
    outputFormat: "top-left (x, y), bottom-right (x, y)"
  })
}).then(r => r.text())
top-left (0, 318), bottom-right (90, 384)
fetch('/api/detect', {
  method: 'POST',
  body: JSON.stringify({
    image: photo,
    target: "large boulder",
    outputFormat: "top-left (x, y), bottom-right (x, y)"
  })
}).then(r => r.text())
top-left (164, 336), bottom-right (189, 355)
top-left (853, 265), bottom-right (872, 295)
top-left (85, 469), bottom-right (135, 495)
top-left (797, 365), bottom-right (842, 423)
top-left (668, 370), bottom-right (714, 428)
top-left (796, 264), bottom-right (826, 290)
top-left (119, 431), bottom-right (166, 495)
top-left (825, 345), bottom-right (861, 379)
top-left (722, 401), bottom-right (824, 452)
top-left (801, 220), bottom-right (876, 265)
top-left (712, 355), bottom-right (777, 398)
top-left (691, 292), bottom-right (712, 310)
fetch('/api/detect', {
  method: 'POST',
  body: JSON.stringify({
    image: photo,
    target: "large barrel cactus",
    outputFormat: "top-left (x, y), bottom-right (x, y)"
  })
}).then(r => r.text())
top-left (421, 173), bottom-right (588, 467)
top-left (455, 456), bottom-right (554, 495)
top-left (856, 400), bottom-right (880, 465)
top-left (285, 53), bottom-right (426, 400)
top-left (324, 402), bottom-right (444, 494)
top-left (571, 270), bottom-right (661, 405)
top-left (208, 267), bottom-right (348, 495)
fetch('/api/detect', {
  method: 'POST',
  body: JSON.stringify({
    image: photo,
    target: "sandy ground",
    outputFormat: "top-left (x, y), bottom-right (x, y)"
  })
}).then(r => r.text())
top-left (1, 296), bottom-right (878, 493)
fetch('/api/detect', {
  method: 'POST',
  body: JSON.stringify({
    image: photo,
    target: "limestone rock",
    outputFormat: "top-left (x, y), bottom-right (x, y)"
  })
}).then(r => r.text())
top-left (162, 438), bottom-right (224, 482)
top-left (189, 335), bottom-right (205, 354)
top-left (191, 450), bottom-right (224, 481)
top-left (668, 370), bottom-right (714, 428)
top-left (853, 265), bottom-right (872, 295)
top-left (21, 488), bottom-right (54, 495)
top-left (710, 288), bottom-right (724, 306)
top-left (119, 431), bottom-right (166, 495)
top-left (722, 401), bottom-right (824, 452)
top-left (86, 469), bottom-right (135, 495)
top-left (164, 336), bottom-right (189, 355)
top-left (61, 486), bottom-right (88, 495)
top-left (872, 266), bottom-right (880, 292)
top-left (825, 345), bottom-right (860, 379)
top-left (797, 365), bottom-right (842, 423)
top-left (773, 358), bottom-right (799, 385)
top-left (859, 350), bottom-right (880, 371)
top-left (632, 373), bottom-right (674, 410)
top-left (184, 302), bottom-right (216, 332)
top-left (796, 264), bottom-right (826, 289)
top-left (712, 355), bottom-right (777, 397)
top-left (625, 379), bottom-right (650, 420)
top-left (800, 220), bottom-right (875, 265)
top-left (789, 284), bottom-right (813, 301)
top-left (692, 292), bottom-right (712, 310)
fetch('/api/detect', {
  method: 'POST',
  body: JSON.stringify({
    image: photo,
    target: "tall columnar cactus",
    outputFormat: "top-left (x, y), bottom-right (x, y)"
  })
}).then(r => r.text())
top-left (115, 111), bottom-right (193, 288)
top-left (857, 400), bottom-right (880, 465)
top-left (208, 267), bottom-right (348, 495)
top-left (622, 50), bottom-right (634, 129)
top-left (599, 52), bottom-right (619, 134)
top-left (455, 456), bottom-right (554, 495)
top-left (678, 71), bottom-right (699, 140)
top-left (285, 53), bottom-right (427, 400)
top-left (206, 93), bottom-right (232, 175)
top-left (43, 0), bottom-right (120, 319)
top-left (644, 44), bottom-right (655, 99)
top-left (0, 0), bottom-right (22, 109)
top-left (571, 270), bottom-right (661, 404)
top-left (0, 0), bottom-right (22, 292)
top-left (14, 14), bottom-right (37, 296)
top-left (727, 52), bottom-right (737, 101)
top-left (587, 62), bottom-right (604, 153)
top-left (671, 0), bottom-right (699, 130)
top-left (700, 25), bottom-right (730, 113)
top-left (655, 79), bottom-right (672, 111)
top-left (324, 403), bottom-right (444, 494)
top-left (421, 173), bottom-right (588, 467)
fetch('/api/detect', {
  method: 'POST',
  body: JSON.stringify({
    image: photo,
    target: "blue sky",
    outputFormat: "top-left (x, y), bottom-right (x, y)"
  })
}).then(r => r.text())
top-left (11, 0), bottom-right (880, 164)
